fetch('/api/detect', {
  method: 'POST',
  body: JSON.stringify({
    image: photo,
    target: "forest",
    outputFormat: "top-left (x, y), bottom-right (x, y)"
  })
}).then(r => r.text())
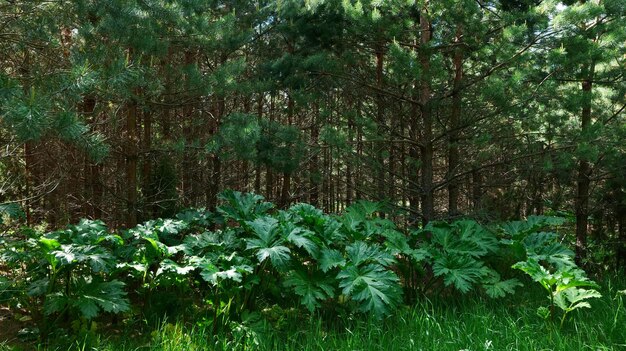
top-left (0, 0), bottom-right (625, 350)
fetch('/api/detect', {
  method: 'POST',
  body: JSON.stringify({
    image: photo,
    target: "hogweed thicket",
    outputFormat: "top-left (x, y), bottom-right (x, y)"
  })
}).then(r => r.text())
top-left (0, 191), bottom-right (601, 340)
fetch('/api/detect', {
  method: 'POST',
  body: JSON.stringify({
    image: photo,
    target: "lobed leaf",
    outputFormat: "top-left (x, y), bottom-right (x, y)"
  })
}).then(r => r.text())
top-left (433, 255), bottom-right (490, 293)
top-left (337, 263), bottom-right (402, 318)
top-left (284, 269), bottom-right (335, 312)
top-left (319, 248), bottom-right (346, 272)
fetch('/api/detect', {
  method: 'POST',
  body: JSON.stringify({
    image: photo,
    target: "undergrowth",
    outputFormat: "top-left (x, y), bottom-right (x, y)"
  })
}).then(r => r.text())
top-left (0, 191), bottom-right (617, 349)
top-left (17, 277), bottom-right (626, 351)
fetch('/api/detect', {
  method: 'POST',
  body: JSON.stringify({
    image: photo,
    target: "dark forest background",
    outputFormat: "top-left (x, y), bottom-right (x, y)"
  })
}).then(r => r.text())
top-left (1, 0), bottom-right (625, 266)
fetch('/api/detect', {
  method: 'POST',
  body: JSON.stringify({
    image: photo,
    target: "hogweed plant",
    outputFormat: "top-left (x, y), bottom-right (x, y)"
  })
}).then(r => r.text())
top-left (506, 216), bottom-right (602, 328)
top-left (1, 192), bottom-right (609, 343)
top-left (513, 258), bottom-right (601, 327)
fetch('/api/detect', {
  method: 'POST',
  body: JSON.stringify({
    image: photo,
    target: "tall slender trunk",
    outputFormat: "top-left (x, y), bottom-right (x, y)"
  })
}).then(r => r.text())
top-left (161, 50), bottom-right (172, 141)
top-left (323, 123), bottom-right (331, 211)
top-left (472, 169), bottom-right (482, 213)
top-left (419, 5), bottom-right (434, 225)
top-left (356, 102), bottom-right (364, 200)
top-left (142, 108), bottom-right (153, 220)
top-left (310, 101), bottom-right (320, 207)
top-left (408, 101), bottom-right (420, 219)
top-left (448, 26), bottom-right (463, 217)
top-left (388, 108), bottom-right (396, 204)
top-left (82, 96), bottom-right (101, 219)
top-left (400, 106), bottom-right (407, 210)
top-left (182, 50), bottom-right (196, 206)
top-left (617, 201), bottom-right (626, 268)
top-left (266, 94), bottom-right (275, 200)
top-left (20, 50), bottom-right (34, 225)
top-left (254, 94), bottom-right (263, 194)
top-left (23, 142), bottom-right (34, 226)
top-left (241, 96), bottom-right (252, 191)
top-left (279, 94), bottom-right (294, 208)
top-left (208, 95), bottom-right (224, 210)
top-left (126, 93), bottom-right (139, 228)
top-left (375, 50), bottom-right (386, 203)
top-left (531, 155), bottom-right (544, 216)
top-left (346, 103), bottom-right (354, 206)
top-left (575, 69), bottom-right (594, 265)
top-left (329, 100), bottom-right (336, 212)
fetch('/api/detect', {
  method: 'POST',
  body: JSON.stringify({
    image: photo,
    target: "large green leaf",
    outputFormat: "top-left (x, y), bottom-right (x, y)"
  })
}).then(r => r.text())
top-left (176, 208), bottom-right (213, 227)
top-left (455, 220), bottom-right (499, 255)
top-left (482, 271), bottom-right (523, 298)
top-left (199, 262), bottom-right (253, 285)
top-left (381, 229), bottom-right (410, 255)
top-left (523, 232), bottom-right (574, 268)
top-left (284, 224), bottom-right (319, 257)
top-left (78, 280), bottom-right (130, 317)
top-left (50, 244), bottom-right (114, 272)
top-left (512, 258), bottom-right (553, 288)
top-left (158, 259), bottom-right (196, 276)
top-left (39, 237), bottom-right (61, 253)
top-left (337, 263), bottom-right (402, 317)
top-left (428, 220), bottom-right (498, 258)
top-left (284, 269), bottom-right (335, 312)
top-left (246, 217), bottom-right (291, 269)
top-left (287, 203), bottom-right (326, 227)
top-left (554, 288), bottom-right (602, 312)
top-left (345, 201), bottom-right (381, 219)
top-left (500, 216), bottom-right (566, 238)
top-left (0, 203), bottom-right (24, 224)
top-left (319, 248), bottom-right (346, 272)
top-left (44, 280), bottom-right (130, 320)
top-left (157, 219), bottom-right (188, 238)
top-left (345, 241), bottom-right (394, 267)
top-left (433, 255), bottom-right (490, 293)
top-left (254, 246), bottom-right (291, 269)
top-left (218, 190), bottom-right (273, 223)
top-left (246, 217), bottom-right (279, 244)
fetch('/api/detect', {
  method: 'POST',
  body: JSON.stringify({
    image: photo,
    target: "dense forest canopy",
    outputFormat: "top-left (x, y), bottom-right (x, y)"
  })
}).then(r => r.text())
top-left (1, 0), bottom-right (625, 266)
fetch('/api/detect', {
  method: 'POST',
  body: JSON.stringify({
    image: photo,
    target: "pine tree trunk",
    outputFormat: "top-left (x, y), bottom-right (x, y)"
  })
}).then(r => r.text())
top-left (617, 203), bottom-right (626, 269)
top-left (409, 101), bottom-right (420, 219)
top-left (161, 50), bottom-right (173, 141)
top-left (208, 95), bottom-right (225, 210)
top-left (448, 26), bottom-right (463, 217)
top-left (280, 173), bottom-right (291, 208)
top-left (23, 142), bottom-right (34, 226)
top-left (182, 50), bottom-right (196, 206)
top-left (82, 96), bottom-right (101, 219)
top-left (310, 102), bottom-right (320, 207)
top-left (126, 94), bottom-right (139, 228)
top-left (20, 50), bottom-right (35, 226)
top-left (575, 74), bottom-right (593, 265)
top-left (419, 6), bottom-right (434, 225)
top-left (255, 94), bottom-right (263, 194)
top-left (346, 104), bottom-right (354, 206)
top-left (279, 94), bottom-right (295, 208)
top-left (375, 50), bottom-right (386, 203)
top-left (356, 101), bottom-right (364, 200)
top-left (142, 108), bottom-right (153, 220)
top-left (241, 96), bottom-right (252, 190)
top-left (472, 169), bottom-right (482, 213)
top-left (266, 94), bottom-right (276, 201)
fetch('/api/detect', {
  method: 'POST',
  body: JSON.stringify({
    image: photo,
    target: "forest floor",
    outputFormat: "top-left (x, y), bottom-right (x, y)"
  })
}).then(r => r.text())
top-left (2, 277), bottom-right (625, 351)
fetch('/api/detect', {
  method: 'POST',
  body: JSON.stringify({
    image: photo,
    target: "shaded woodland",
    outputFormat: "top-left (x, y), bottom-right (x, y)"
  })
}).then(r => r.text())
top-left (1, 0), bottom-right (625, 266)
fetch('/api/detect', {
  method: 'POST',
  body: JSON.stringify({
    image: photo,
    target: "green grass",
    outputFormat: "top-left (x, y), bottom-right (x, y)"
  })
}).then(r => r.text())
top-left (5, 278), bottom-right (626, 351)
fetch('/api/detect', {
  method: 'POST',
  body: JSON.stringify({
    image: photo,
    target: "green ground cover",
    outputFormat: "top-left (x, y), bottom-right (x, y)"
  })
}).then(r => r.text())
top-left (1, 192), bottom-right (623, 350)
top-left (5, 279), bottom-right (624, 351)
